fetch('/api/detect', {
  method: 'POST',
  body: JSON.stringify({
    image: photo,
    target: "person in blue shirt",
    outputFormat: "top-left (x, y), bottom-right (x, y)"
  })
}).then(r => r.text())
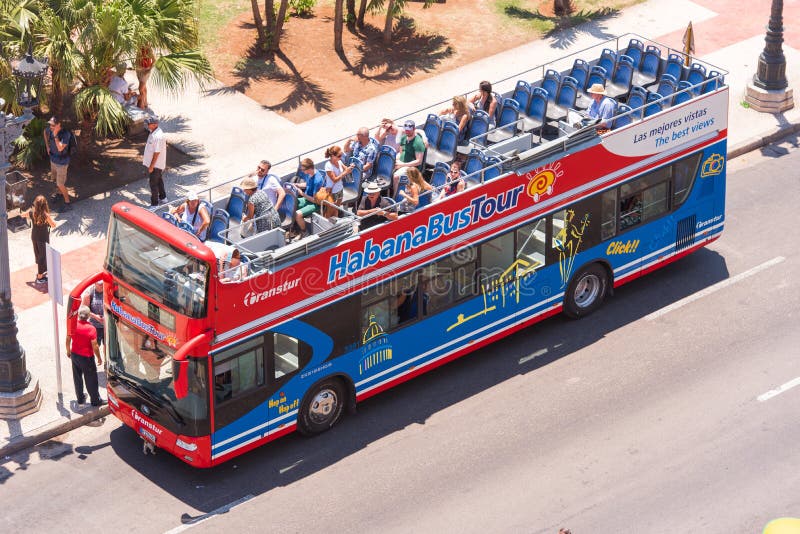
top-left (289, 157), bottom-right (327, 237)
top-left (586, 83), bottom-right (617, 132)
top-left (43, 116), bottom-right (73, 208)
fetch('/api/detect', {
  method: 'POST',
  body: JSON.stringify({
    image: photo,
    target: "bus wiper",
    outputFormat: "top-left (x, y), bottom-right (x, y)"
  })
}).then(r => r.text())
top-left (112, 375), bottom-right (185, 427)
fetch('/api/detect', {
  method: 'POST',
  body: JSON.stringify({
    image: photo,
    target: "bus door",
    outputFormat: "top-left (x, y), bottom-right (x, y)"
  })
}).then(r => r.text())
top-left (266, 332), bottom-right (304, 435)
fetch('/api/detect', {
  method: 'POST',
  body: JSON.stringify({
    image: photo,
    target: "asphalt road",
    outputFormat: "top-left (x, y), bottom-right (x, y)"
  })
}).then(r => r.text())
top-left (2, 139), bottom-right (799, 534)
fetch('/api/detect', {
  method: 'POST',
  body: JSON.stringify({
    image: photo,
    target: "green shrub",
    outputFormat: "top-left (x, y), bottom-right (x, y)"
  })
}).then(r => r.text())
top-left (290, 0), bottom-right (316, 17)
top-left (12, 117), bottom-right (47, 170)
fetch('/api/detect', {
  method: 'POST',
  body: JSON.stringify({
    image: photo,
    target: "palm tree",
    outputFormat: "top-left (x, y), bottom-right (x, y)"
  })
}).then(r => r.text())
top-left (129, 0), bottom-right (213, 110)
top-left (334, 0), bottom-right (344, 54)
top-left (0, 0), bottom-right (39, 111)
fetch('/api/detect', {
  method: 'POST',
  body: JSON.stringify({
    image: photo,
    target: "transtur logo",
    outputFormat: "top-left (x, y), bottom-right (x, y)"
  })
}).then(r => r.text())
top-left (243, 278), bottom-right (301, 307)
top-left (132, 410), bottom-right (164, 435)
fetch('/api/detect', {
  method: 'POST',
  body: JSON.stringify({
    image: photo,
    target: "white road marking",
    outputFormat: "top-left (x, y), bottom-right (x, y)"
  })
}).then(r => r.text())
top-left (644, 256), bottom-right (785, 321)
top-left (519, 348), bottom-right (548, 365)
top-left (164, 494), bottom-right (254, 533)
top-left (757, 377), bottom-right (800, 402)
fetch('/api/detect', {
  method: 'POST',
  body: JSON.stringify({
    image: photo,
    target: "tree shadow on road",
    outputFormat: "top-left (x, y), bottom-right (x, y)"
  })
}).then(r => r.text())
top-left (501, 5), bottom-right (620, 50)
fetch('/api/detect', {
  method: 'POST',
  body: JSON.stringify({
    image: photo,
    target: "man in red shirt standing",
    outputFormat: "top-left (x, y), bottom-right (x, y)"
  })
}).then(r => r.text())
top-left (66, 306), bottom-right (106, 406)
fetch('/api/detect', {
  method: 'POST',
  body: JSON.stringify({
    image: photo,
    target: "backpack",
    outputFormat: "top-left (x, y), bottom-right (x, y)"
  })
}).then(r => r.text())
top-left (67, 130), bottom-right (78, 157)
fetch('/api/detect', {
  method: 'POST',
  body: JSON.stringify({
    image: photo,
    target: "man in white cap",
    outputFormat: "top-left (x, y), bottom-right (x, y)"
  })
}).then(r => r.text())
top-left (143, 115), bottom-right (167, 206)
top-left (586, 83), bottom-right (616, 132)
top-left (357, 182), bottom-right (397, 230)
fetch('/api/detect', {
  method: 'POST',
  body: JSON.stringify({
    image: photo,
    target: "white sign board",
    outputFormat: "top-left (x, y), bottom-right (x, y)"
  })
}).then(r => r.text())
top-left (45, 244), bottom-right (63, 306)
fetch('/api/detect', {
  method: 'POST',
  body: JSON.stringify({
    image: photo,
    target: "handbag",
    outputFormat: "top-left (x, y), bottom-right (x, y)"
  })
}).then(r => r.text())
top-left (239, 219), bottom-right (254, 238)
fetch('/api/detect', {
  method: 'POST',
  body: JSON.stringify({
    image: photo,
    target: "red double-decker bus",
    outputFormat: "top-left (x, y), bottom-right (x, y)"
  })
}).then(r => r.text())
top-left (68, 34), bottom-right (728, 467)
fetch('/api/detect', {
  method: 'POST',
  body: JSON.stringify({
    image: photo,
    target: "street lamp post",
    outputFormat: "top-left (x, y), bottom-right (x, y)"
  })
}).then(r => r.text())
top-left (745, 0), bottom-right (794, 112)
top-left (0, 44), bottom-right (48, 418)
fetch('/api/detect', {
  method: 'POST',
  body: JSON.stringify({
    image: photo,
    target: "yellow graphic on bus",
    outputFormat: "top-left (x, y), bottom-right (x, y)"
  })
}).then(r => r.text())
top-left (447, 258), bottom-right (538, 332)
top-left (360, 314), bottom-right (393, 374)
top-left (555, 209), bottom-right (590, 288)
top-left (525, 162), bottom-right (563, 202)
top-left (700, 153), bottom-right (724, 178)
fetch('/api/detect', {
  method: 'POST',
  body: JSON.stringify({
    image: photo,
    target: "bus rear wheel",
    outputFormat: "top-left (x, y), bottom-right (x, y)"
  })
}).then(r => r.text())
top-left (298, 378), bottom-right (346, 436)
top-left (564, 263), bottom-right (609, 318)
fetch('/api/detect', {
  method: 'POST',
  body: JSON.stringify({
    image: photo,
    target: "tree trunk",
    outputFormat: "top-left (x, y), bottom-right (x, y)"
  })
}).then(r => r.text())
top-left (270, 0), bottom-right (290, 52)
top-left (265, 0), bottom-right (276, 41)
top-left (554, 0), bottom-right (572, 16)
top-left (334, 0), bottom-right (344, 53)
top-left (357, 0), bottom-right (367, 28)
top-left (50, 65), bottom-right (64, 117)
top-left (346, 0), bottom-right (356, 27)
top-left (382, 0), bottom-right (395, 44)
top-left (250, 0), bottom-right (268, 48)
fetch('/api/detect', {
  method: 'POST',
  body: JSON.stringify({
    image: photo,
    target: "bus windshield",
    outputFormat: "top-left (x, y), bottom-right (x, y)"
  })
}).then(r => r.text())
top-left (105, 215), bottom-right (209, 318)
top-left (107, 315), bottom-right (209, 434)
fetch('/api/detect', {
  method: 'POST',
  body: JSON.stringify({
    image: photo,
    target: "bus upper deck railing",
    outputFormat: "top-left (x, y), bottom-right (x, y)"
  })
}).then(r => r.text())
top-left (152, 33), bottom-right (728, 280)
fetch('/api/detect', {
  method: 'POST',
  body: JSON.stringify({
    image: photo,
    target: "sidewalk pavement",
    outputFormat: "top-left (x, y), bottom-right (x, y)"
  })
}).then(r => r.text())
top-left (2, 0), bottom-right (798, 458)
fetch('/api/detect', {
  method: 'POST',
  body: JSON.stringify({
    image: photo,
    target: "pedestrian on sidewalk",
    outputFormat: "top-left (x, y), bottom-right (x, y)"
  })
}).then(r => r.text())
top-left (43, 116), bottom-right (74, 209)
top-left (143, 116), bottom-right (167, 206)
top-left (65, 306), bottom-right (106, 407)
top-left (20, 195), bottom-right (57, 284)
top-left (82, 280), bottom-right (105, 353)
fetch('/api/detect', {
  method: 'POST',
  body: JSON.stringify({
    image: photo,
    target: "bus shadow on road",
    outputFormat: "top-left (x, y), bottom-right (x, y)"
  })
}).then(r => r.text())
top-left (107, 247), bottom-right (729, 514)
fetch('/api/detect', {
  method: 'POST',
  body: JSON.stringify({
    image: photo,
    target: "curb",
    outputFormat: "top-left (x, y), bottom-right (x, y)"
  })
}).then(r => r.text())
top-left (0, 405), bottom-right (110, 459)
top-left (727, 121), bottom-right (800, 159)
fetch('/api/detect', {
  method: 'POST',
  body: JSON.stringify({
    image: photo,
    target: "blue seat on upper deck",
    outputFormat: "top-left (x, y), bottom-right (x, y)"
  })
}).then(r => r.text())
top-left (606, 56), bottom-right (635, 99)
top-left (487, 98), bottom-right (521, 143)
top-left (430, 162), bottom-right (449, 189)
top-left (686, 62), bottom-right (708, 95)
top-left (161, 212), bottom-right (178, 225)
top-left (613, 103), bottom-right (634, 130)
top-left (483, 156), bottom-right (503, 181)
top-left (522, 86), bottom-right (548, 135)
top-left (374, 144), bottom-right (397, 183)
top-left (458, 110), bottom-right (490, 154)
top-left (423, 114), bottom-right (442, 148)
top-left (540, 69), bottom-right (560, 102)
top-left (663, 53), bottom-right (685, 83)
top-left (569, 58), bottom-right (590, 92)
top-left (207, 208), bottom-right (230, 243)
top-left (425, 120), bottom-right (459, 166)
top-left (702, 70), bottom-right (725, 94)
top-left (277, 189), bottom-right (296, 228)
top-left (674, 81), bottom-right (693, 105)
top-left (226, 186), bottom-right (247, 222)
top-left (654, 73), bottom-right (678, 106)
top-left (464, 148), bottom-right (485, 179)
top-left (644, 92), bottom-right (665, 117)
top-left (546, 76), bottom-right (579, 122)
top-left (623, 38), bottom-right (644, 69)
top-left (633, 44), bottom-right (661, 87)
top-left (597, 48), bottom-right (616, 80)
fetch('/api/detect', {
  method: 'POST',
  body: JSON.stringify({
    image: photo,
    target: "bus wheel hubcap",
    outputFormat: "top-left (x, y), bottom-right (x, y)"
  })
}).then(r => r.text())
top-left (309, 389), bottom-right (338, 424)
top-left (574, 274), bottom-right (600, 308)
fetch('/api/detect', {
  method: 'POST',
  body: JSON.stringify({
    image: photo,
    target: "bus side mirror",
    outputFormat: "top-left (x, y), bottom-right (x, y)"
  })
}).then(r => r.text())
top-left (173, 359), bottom-right (189, 399)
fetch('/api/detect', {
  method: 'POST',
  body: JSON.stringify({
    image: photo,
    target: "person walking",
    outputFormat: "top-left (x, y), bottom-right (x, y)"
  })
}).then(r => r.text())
top-left (20, 195), bottom-right (57, 284)
top-left (143, 116), bottom-right (167, 206)
top-left (66, 306), bottom-right (106, 406)
top-left (43, 116), bottom-right (73, 209)
top-left (82, 280), bottom-right (106, 353)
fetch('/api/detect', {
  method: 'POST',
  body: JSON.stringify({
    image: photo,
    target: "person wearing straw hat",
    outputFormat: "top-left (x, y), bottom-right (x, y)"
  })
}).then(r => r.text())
top-left (357, 182), bottom-right (397, 230)
top-left (586, 83), bottom-right (616, 132)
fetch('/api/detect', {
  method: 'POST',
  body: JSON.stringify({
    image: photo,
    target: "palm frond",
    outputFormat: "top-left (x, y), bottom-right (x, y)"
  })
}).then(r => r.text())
top-left (150, 50), bottom-right (214, 92)
top-left (74, 85), bottom-right (130, 138)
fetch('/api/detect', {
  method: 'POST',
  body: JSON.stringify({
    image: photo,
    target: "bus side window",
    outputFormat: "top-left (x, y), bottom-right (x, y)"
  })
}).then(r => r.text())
top-left (619, 193), bottom-right (643, 230)
top-left (600, 189), bottom-right (617, 240)
top-left (273, 333), bottom-right (300, 379)
top-left (213, 337), bottom-right (265, 404)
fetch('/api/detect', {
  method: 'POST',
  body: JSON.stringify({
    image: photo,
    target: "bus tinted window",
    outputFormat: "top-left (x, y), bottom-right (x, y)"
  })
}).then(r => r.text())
top-left (673, 152), bottom-right (702, 207)
top-left (106, 216), bottom-right (209, 318)
top-left (213, 336), bottom-right (265, 404)
top-left (516, 218), bottom-right (547, 269)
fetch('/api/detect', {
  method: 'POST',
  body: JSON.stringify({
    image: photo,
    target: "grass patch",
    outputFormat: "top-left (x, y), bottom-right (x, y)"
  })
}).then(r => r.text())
top-left (197, 0), bottom-right (252, 51)
top-left (495, 0), bottom-right (642, 34)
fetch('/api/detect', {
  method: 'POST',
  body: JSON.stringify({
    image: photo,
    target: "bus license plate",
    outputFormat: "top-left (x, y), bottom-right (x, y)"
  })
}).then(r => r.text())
top-left (139, 427), bottom-right (156, 443)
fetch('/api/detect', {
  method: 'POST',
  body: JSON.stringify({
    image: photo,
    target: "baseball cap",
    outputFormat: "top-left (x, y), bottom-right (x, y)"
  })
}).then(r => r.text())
top-left (403, 120), bottom-right (415, 130)
top-left (48, 116), bottom-right (60, 125)
top-left (186, 191), bottom-right (199, 201)
top-left (144, 115), bottom-right (159, 125)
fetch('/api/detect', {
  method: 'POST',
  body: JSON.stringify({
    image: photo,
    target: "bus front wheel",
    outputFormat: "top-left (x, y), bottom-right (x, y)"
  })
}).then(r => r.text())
top-left (298, 378), bottom-right (346, 436)
top-left (564, 263), bottom-right (609, 318)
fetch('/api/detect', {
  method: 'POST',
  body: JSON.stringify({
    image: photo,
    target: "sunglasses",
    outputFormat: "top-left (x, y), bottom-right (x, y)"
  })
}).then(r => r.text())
top-left (257, 166), bottom-right (268, 172)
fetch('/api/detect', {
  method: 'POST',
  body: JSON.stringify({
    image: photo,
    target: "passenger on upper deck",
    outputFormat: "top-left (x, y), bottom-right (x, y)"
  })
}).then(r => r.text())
top-left (443, 160), bottom-right (466, 198)
top-left (323, 145), bottom-right (353, 206)
top-left (397, 168), bottom-right (434, 213)
top-left (288, 157), bottom-right (326, 238)
top-left (439, 95), bottom-right (474, 142)
top-left (241, 176), bottom-right (281, 234)
top-left (469, 81), bottom-right (498, 124)
top-left (171, 192), bottom-right (210, 241)
top-left (251, 159), bottom-right (287, 213)
top-left (392, 120), bottom-right (426, 195)
top-left (357, 182), bottom-right (398, 230)
top-left (376, 118), bottom-right (400, 152)
top-left (220, 247), bottom-right (247, 282)
top-left (344, 127), bottom-right (379, 180)
top-left (586, 83), bottom-right (616, 133)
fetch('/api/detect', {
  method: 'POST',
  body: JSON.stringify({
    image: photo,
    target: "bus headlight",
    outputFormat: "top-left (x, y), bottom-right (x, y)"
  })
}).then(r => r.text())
top-left (108, 393), bottom-right (119, 407)
top-left (175, 438), bottom-right (198, 452)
